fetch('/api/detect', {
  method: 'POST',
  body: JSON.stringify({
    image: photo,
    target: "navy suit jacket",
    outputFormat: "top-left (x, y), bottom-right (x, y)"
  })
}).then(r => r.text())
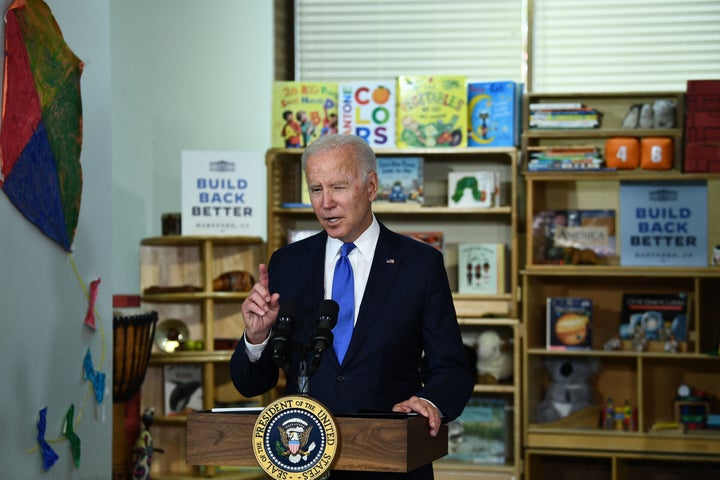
top-left (230, 222), bottom-right (474, 479)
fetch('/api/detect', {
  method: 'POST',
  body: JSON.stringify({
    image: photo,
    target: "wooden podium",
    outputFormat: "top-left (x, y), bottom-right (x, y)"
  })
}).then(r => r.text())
top-left (187, 410), bottom-right (448, 473)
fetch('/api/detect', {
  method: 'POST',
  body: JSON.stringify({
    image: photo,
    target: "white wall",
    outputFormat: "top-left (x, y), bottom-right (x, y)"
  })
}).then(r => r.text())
top-left (0, 0), bottom-right (112, 477)
top-left (110, 1), bottom-right (274, 294)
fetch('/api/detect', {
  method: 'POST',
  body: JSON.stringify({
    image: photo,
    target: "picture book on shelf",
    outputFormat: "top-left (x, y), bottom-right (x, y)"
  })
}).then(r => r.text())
top-left (338, 81), bottom-right (396, 148)
top-left (457, 243), bottom-right (505, 294)
top-left (396, 75), bottom-right (467, 148)
top-left (445, 397), bottom-right (508, 464)
top-left (447, 171), bottom-right (499, 208)
top-left (164, 364), bottom-right (203, 416)
top-left (619, 293), bottom-right (688, 342)
top-left (401, 231), bottom-right (444, 252)
top-left (375, 157), bottom-right (424, 204)
top-left (467, 81), bottom-right (521, 147)
top-left (619, 181), bottom-right (708, 267)
top-left (532, 209), bottom-right (616, 265)
top-left (271, 81), bottom-right (339, 148)
top-left (546, 297), bottom-right (593, 350)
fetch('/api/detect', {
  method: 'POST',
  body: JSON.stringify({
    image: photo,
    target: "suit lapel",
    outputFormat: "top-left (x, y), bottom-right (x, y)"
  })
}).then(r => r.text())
top-left (341, 224), bottom-right (403, 365)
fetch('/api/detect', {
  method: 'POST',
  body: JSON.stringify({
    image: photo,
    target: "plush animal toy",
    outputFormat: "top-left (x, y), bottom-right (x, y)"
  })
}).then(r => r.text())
top-left (475, 330), bottom-right (513, 384)
top-left (535, 356), bottom-right (600, 423)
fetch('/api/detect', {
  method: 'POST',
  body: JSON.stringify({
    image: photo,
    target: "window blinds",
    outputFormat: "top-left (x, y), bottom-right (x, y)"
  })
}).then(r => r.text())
top-left (294, 0), bottom-right (526, 83)
top-left (294, 0), bottom-right (720, 92)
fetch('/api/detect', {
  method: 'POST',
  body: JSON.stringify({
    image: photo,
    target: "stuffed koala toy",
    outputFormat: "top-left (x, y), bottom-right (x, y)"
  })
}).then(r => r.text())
top-left (535, 356), bottom-right (600, 423)
top-left (475, 330), bottom-right (513, 384)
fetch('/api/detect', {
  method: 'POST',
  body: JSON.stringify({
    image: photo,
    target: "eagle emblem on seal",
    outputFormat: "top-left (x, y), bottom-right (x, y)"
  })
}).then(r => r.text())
top-left (278, 424), bottom-right (313, 455)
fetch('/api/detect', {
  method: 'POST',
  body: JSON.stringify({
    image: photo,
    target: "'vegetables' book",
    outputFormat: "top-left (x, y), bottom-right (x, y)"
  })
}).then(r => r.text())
top-left (375, 157), bottom-right (424, 204)
top-left (546, 297), bottom-right (593, 350)
top-left (458, 243), bottom-right (506, 294)
top-left (338, 81), bottom-right (396, 148)
top-left (396, 75), bottom-right (467, 148)
top-left (448, 171), bottom-right (499, 208)
top-left (271, 81), bottom-right (339, 148)
top-left (618, 293), bottom-right (688, 342)
top-left (467, 81), bottom-right (521, 147)
top-left (532, 209), bottom-right (616, 265)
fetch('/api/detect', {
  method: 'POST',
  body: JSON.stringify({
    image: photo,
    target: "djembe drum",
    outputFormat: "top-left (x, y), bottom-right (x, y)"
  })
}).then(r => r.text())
top-left (112, 310), bottom-right (158, 479)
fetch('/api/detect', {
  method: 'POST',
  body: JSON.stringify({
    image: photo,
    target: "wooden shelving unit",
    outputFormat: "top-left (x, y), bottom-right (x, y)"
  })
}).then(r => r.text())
top-left (521, 91), bottom-right (720, 480)
top-left (267, 147), bottom-right (523, 480)
top-left (138, 235), bottom-right (267, 479)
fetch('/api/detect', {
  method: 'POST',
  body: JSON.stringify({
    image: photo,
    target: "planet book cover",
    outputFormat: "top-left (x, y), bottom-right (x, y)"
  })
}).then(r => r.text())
top-left (376, 157), bottom-right (424, 204)
top-left (396, 75), bottom-right (467, 148)
top-left (618, 293), bottom-right (688, 342)
top-left (467, 81), bottom-right (521, 147)
top-left (271, 81), bottom-right (339, 148)
top-left (444, 397), bottom-right (508, 464)
top-left (532, 209), bottom-right (616, 265)
top-left (546, 297), bottom-right (593, 350)
top-left (338, 81), bottom-right (396, 148)
top-left (457, 242), bottom-right (506, 294)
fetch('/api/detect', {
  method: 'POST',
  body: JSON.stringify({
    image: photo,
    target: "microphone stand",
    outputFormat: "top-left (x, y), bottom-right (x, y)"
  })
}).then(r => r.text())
top-left (297, 357), bottom-right (310, 395)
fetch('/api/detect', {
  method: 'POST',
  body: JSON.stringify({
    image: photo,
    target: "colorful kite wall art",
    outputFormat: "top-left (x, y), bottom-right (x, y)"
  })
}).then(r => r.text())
top-left (0, 0), bottom-right (84, 251)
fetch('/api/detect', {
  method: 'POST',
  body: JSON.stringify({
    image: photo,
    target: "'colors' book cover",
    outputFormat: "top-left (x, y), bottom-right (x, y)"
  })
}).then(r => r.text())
top-left (338, 81), bottom-right (396, 148)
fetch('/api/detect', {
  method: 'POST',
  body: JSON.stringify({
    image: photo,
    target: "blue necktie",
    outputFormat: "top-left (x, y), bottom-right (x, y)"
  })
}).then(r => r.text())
top-left (332, 243), bottom-right (356, 363)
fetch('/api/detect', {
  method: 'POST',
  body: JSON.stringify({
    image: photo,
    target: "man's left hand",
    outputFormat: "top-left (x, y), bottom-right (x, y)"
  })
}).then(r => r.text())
top-left (392, 396), bottom-right (441, 437)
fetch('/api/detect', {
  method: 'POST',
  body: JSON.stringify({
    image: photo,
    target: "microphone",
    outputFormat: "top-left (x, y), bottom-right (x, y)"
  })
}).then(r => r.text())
top-left (310, 300), bottom-right (339, 374)
top-left (271, 301), bottom-right (300, 373)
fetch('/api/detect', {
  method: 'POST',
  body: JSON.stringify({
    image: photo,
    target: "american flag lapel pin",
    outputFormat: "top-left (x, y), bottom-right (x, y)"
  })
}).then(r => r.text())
top-left (386, 259), bottom-right (396, 264)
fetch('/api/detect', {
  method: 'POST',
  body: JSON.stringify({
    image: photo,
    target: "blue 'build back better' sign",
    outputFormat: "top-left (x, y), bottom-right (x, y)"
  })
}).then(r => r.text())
top-left (619, 181), bottom-right (707, 266)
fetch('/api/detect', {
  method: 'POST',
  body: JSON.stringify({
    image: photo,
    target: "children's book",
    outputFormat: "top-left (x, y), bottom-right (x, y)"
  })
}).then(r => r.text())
top-left (271, 81), bottom-right (339, 148)
top-left (338, 81), bottom-right (396, 148)
top-left (448, 171), bottom-right (499, 208)
top-left (396, 75), bottom-right (467, 148)
top-left (445, 397), bottom-right (508, 464)
top-left (376, 157), bottom-right (424, 204)
top-left (458, 243), bottom-right (506, 294)
top-left (401, 231), bottom-right (444, 252)
top-left (164, 364), bottom-right (203, 415)
top-left (532, 209), bottom-right (616, 264)
top-left (546, 297), bottom-right (593, 350)
top-left (467, 81), bottom-right (521, 147)
top-left (618, 293), bottom-right (688, 342)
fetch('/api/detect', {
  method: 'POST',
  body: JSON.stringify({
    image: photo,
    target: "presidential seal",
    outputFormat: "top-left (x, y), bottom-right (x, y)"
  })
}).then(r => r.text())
top-left (253, 395), bottom-right (339, 479)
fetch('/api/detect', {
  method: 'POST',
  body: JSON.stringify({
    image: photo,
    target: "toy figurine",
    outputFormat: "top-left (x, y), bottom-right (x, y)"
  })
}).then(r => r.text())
top-left (632, 325), bottom-right (647, 352)
top-left (664, 335), bottom-right (679, 353)
top-left (603, 336), bottom-right (621, 351)
top-left (133, 407), bottom-right (164, 480)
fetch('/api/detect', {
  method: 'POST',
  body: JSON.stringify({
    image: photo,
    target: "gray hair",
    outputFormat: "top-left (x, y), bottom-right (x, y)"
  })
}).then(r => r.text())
top-left (301, 134), bottom-right (376, 184)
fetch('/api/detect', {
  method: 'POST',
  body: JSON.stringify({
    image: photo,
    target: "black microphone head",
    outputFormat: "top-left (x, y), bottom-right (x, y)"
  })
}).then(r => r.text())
top-left (317, 299), bottom-right (339, 328)
top-left (278, 301), bottom-right (302, 321)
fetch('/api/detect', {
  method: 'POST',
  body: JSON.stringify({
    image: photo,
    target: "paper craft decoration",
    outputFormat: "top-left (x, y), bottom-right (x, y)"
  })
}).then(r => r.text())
top-left (84, 278), bottom-right (100, 330)
top-left (83, 348), bottom-right (106, 404)
top-left (0, 0), bottom-right (84, 252)
top-left (37, 407), bottom-right (59, 471)
top-left (63, 404), bottom-right (81, 467)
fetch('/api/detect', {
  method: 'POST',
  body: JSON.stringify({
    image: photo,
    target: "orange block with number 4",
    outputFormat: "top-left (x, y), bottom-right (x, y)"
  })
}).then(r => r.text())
top-left (641, 137), bottom-right (673, 170)
top-left (605, 138), bottom-right (639, 169)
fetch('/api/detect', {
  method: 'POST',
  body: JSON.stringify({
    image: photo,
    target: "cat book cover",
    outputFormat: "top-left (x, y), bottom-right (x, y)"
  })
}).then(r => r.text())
top-left (396, 75), bottom-right (467, 148)
top-left (271, 81), bottom-right (339, 148)
top-left (448, 171), bottom-right (499, 208)
top-left (376, 156), bottom-right (423, 204)
top-left (338, 81), bottom-right (396, 148)
top-left (546, 297), bottom-right (593, 350)
top-left (618, 293), bottom-right (688, 342)
top-left (458, 243), bottom-right (506, 294)
top-left (467, 81), bottom-right (521, 147)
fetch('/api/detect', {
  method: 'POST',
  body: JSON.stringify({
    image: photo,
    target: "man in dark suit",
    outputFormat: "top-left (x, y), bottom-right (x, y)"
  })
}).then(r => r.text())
top-left (231, 134), bottom-right (474, 479)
